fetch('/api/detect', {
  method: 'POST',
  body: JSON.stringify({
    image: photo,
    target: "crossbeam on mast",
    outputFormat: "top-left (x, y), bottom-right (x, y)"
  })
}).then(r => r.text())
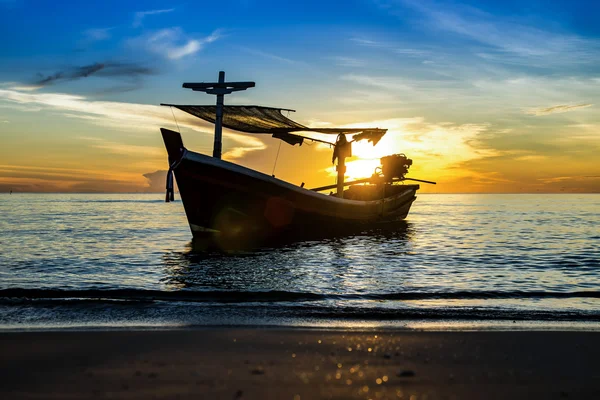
top-left (182, 71), bottom-right (255, 159)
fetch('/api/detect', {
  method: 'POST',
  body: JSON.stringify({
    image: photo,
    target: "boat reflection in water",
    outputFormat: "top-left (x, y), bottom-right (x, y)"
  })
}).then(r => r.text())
top-left (161, 222), bottom-right (414, 292)
top-left (159, 71), bottom-right (434, 251)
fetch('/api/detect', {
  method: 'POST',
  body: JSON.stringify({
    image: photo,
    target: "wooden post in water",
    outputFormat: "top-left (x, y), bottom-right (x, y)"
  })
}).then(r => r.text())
top-left (183, 71), bottom-right (255, 159)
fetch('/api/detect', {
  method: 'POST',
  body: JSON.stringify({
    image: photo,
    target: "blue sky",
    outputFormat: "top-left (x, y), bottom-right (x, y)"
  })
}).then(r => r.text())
top-left (0, 0), bottom-right (599, 192)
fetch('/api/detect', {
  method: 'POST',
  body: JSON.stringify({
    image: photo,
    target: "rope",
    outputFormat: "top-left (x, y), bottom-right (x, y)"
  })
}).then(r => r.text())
top-left (272, 140), bottom-right (282, 176)
top-left (165, 148), bottom-right (187, 203)
top-left (170, 106), bottom-right (181, 133)
top-left (271, 110), bottom-right (290, 176)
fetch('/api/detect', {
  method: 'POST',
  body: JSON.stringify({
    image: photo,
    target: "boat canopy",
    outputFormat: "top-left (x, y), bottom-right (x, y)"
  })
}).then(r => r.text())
top-left (161, 104), bottom-right (386, 145)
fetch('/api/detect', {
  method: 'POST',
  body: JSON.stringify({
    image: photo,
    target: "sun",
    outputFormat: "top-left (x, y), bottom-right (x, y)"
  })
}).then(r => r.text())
top-left (325, 139), bottom-right (390, 181)
top-left (343, 158), bottom-right (381, 180)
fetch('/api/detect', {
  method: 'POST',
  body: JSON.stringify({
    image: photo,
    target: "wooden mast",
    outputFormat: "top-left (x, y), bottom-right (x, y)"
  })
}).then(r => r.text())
top-left (332, 134), bottom-right (352, 198)
top-left (337, 156), bottom-right (346, 198)
top-left (182, 71), bottom-right (255, 159)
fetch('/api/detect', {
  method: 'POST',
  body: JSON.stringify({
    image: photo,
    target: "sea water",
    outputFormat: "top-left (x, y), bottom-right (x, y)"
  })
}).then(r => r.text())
top-left (0, 193), bottom-right (598, 330)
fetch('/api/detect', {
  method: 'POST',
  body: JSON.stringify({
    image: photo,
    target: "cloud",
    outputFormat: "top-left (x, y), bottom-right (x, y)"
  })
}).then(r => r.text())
top-left (143, 170), bottom-right (177, 192)
top-left (537, 175), bottom-right (600, 184)
top-left (339, 73), bottom-right (467, 105)
top-left (377, 0), bottom-right (600, 66)
top-left (133, 28), bottom-right (222, 60)
top-left (0, 164), bottom-right (150, 193)
top-left (0, 86), bottom-right (266, 159)
top-left (339, 89), bottom-right (400, 105)
top-left (350, 38), bottom-right (384, 47)
top-left (340, 69), bottom-right (600, 120)
top-left (351, 37), bottom-right (431, 58)
top-left (341, 74), bottom-right (412, 91)
top-left (80, 138), bottom-right (165, 158)
top-left (133, 8), bottom-right (174, 28)
top-left (9, 85), bottom-right (42, 91)
top-left (331, 56), bottom-right (367, 68)
top-left (34, 62), bottom-right (156, 88)
top-left (0, 102), bottom-right (42, 112)
top-left (167, 40), bottom-right (200, 59)
top-left (239, 47), bottom-right (297, 64)
top-left (0, 179), bottom-right (138, 193)
top-left (525, 103), bottom-right (593, 116)
top-left (222, 132), bottom-right (267, 160)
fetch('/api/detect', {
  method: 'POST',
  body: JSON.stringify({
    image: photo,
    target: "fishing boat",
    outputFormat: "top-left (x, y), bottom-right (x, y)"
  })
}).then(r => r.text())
top-left (160, 71), bottom-right (435, 249)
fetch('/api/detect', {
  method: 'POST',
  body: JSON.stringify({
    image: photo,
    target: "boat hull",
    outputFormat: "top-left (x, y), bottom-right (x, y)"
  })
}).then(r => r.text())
top-left (161, 128), bottom-right (418, 249)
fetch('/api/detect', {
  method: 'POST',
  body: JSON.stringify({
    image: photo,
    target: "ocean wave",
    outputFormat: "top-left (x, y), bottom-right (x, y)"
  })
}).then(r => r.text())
top-left (1, 288), bottom-right (599, 303)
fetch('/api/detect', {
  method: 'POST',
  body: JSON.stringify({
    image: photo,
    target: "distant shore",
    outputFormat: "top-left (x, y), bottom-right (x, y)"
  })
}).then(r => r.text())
top-left (1, 328), bottom-right (598, 399)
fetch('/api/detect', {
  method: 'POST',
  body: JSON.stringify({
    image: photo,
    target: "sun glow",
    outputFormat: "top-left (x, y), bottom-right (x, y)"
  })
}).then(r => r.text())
top-left (323, 117), bottom-right (498, 185)
top-left (322, 119), bottom-right (419, 181)
top-left (340, 158), bottom-right (381, 181)
top-left (325, 125), bottom-right (413, 181)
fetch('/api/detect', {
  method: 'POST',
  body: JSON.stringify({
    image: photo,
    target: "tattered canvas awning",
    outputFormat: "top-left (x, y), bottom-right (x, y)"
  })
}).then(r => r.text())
top-left (161, 104), bottom-right (387, 145)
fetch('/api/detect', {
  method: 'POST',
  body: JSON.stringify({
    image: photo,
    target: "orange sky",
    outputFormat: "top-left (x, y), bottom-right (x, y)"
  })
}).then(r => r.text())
top-left (0, 85), bottom-right (599, 193)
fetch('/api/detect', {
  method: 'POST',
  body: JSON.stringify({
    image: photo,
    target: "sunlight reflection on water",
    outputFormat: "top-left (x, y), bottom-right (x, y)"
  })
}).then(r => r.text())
top-left (0, 193), bottom-right (598, 328)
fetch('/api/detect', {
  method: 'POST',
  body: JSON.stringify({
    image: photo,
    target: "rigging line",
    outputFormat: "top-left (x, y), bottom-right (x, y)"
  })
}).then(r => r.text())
top-left (271, 109), bottom-right (291, 176)
top-left (170, 106), bottom-right (181, 133)
top-left (272, 140), bottom-right (282, 177)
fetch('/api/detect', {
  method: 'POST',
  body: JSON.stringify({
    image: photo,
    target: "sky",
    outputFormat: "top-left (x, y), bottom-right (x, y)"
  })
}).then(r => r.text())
top-left (0, 0), bottom-right (599, 193)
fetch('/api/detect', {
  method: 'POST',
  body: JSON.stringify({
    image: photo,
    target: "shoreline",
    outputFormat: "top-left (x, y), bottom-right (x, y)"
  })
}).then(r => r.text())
top-left (1, 327), bottom-right (599, 399)
top-left (2, 319), bottom-right (600, 333)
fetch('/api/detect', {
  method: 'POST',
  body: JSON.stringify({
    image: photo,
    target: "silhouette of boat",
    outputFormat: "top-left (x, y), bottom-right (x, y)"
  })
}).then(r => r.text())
top-left (160, 72), bottom-right (435, 249)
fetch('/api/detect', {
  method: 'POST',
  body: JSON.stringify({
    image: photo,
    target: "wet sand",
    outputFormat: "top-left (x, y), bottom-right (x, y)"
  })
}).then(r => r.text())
top-left (0, 328), bottom-right (598, 399)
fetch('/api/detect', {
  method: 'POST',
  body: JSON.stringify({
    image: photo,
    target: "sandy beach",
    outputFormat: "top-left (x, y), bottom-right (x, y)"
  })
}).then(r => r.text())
top-left (0, 328), bottom-right (598, 399)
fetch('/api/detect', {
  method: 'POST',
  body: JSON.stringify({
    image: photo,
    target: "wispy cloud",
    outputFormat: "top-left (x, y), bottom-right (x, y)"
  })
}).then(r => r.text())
top-left (339, 73), bottom-right (467, 105)
top-left (133, 8), bottom-right (174, 28)
top-left (0, 163), bottom-right (150, 193)
top-left (88, 141), bottom-right (165, 158)
top-left (8, 84), bottom-right (41, 91)
top-left (533, 175), bottom-right (600, 192)
top-left (0, 86), bottom-right (265, 159)
top-left (338, 89), bottom-right (400, 105)
top-left (525, 103), bottom-right (593, 116)
top-left (0, 163), bottom-right (140, 182)
top-left (537, 175), bottom-right (600, 184)
top-left (350, 38), bottom-right (384, 47)
top-left (223, 144), bottom-right (265, 160)
top-left (377, 0), bottom-right (600, 66)
top-left (239, 47), bottom-right (297, 64)
top-left (77, 136), bottom-right (164, 158)
top-left (331, 56), bottom-right (367, 67)
top-left (0, 102), bottom-right (42, 112)
top-left (341, 74), bottom-right (412, 91)
top-left (132, 28), bottom-right (222, 60)
top-left (351, 37), bottom-right (431, 57)
top-left (34, 62), bottom-right (156, 90)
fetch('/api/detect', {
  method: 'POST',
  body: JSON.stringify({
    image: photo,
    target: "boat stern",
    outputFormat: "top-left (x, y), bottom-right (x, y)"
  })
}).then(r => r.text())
top-left (161, 128), bottom-right (185, 164)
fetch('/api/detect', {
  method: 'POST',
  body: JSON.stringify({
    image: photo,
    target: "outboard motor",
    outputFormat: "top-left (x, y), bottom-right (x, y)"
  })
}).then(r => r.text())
top-left (380, 154), bottom-right (412, 182)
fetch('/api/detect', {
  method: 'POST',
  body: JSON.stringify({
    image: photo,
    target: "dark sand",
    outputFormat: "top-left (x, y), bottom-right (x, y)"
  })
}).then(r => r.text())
top-left (0, 328), bottom-right (598, 399)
